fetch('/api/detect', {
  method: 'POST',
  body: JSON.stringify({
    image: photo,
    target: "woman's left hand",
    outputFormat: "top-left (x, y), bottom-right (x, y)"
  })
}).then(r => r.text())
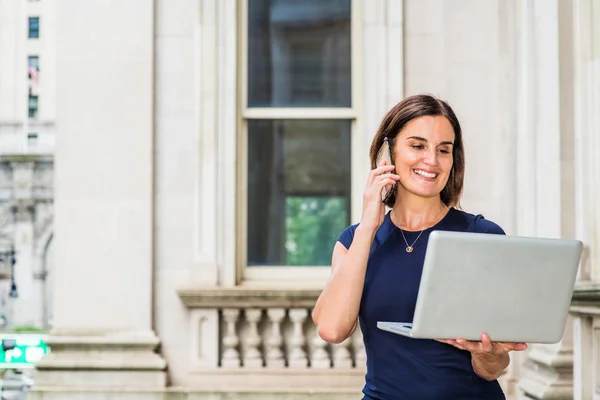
top-left (436, 333), bottom-right (528, 380)
top-left (436, 333), bottom-right (528, 355)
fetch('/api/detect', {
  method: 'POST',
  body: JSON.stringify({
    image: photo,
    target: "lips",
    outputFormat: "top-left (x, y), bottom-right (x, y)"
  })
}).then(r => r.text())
top-left (413, 169), bottom-right (439, 179)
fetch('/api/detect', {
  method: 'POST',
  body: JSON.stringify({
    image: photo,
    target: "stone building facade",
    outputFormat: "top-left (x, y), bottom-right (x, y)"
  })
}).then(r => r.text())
top-left (0, 0), bottom-right (595, 399)
top-left (0, 0), bottom-right (55, 331)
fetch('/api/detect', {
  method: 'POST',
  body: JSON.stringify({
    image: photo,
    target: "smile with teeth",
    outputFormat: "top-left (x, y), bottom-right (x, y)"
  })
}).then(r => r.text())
top-left (414, 169), bottom-right (438, 179)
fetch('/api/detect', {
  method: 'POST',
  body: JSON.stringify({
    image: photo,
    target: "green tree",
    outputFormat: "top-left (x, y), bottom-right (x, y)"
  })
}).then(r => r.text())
top-left (285, 197), bottom-right (349, 265)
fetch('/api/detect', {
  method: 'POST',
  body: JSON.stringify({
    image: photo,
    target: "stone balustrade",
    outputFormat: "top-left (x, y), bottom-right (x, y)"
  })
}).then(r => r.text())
top-left (215, 307), bottom-right (365, 369)
top-left (177, 286), bottom-right (520, 396)
top-left (177, 287), bottom-right (366, 392)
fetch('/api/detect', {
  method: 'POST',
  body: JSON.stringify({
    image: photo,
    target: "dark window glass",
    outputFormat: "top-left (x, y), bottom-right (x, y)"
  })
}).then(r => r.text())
top-left (28, 95), bottom-right (38, 118)
top-left (247, 119), bottom-right (351, 266)
top-left (247, 0), bottom-right (351, 107)
top-left (28, 17), bottom-right (40, 39)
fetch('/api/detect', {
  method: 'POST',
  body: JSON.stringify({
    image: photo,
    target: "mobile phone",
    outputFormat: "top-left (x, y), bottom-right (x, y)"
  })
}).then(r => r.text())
top-left (375, 139), bottom-right (397, 203)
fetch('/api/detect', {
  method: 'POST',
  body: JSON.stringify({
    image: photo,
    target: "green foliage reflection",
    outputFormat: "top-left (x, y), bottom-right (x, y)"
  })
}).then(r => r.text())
top-left (285, 197), bottom-right (349, 266)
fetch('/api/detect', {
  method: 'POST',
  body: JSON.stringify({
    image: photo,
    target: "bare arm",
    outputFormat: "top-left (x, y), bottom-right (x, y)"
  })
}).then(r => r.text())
top-left (312, 226), bottom-right (377, 343)
top-left (312, 163), bottom-right (398, 344)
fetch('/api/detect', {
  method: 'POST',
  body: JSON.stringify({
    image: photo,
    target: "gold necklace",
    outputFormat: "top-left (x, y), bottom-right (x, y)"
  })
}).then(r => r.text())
top-left (392, 206), bottom-right (448, 253)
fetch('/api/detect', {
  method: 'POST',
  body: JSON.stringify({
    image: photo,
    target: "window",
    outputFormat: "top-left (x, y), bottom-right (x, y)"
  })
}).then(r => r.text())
top-left (28, 17), bottom-right (40, 39)
top-left (28, 95), bottom-right (38, 118)
top-left (240, 0), bottom-right (357, 280)
top-left (27, 133), bottom-right (38, 146)
top-left (28, 56), bottom-right (39, 70)
top-left (28, 56), bottom-right (39, 82)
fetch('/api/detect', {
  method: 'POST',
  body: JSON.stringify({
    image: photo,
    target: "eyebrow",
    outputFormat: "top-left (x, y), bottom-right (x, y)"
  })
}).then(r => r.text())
top-left (406, 136), bottom-right (454, 146)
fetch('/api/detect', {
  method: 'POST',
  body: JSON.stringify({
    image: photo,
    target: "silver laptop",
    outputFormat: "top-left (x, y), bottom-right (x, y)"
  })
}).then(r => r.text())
top-left (377, 230), bottom-right (583, 344)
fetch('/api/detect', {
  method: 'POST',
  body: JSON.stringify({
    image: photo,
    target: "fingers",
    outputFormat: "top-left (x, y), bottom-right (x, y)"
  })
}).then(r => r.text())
top-left (498, 342), bottom-right (528, 352)
top-left (436, 338), bottom-right (469, 351)
top-left (372, 171), bottom-right (400, 187)
top-left (376, 177), bottom-right (399, 192)
top-left (480, 333), bottom-right (494, 352)
top-left (455, 339), bottom-right (476, 352)
top-left (481, 333), bottom-right (528, 352)
top-left (439, 335), bottom-right (529, 355)
top-left (447, 337), bottom-right (490, 354)
top-left (367, 165), bottom-right (396, 187)
top-left (515, 343), bottom-right (528, 351)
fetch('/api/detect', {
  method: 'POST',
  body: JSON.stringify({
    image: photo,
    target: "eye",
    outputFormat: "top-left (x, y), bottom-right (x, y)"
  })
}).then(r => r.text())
top-left (438, 148), bottom-right (450, 154)
top-left (411, 144), bottom-right (425, 150)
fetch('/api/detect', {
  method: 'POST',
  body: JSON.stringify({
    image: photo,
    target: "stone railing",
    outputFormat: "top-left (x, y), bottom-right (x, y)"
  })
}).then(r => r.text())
top-left (569, 282), bottom-right (600, 399)
top-left (177, 287), bottom-right (366, 391)
top-left (517, 282), bottom-right (599, 400)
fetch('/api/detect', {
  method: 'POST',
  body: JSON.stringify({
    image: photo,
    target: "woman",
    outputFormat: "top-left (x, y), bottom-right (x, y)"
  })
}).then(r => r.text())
top-left (312, 94), bottom-right (527, 399)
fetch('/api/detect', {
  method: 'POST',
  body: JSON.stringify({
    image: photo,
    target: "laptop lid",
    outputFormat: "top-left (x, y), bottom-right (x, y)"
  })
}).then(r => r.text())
top-left (410, 230), bottom-right (582, 343)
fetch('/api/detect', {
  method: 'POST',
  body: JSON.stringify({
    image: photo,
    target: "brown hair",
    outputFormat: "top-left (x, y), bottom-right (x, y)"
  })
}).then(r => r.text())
top-left (369, 94), bottom-right (465, 208)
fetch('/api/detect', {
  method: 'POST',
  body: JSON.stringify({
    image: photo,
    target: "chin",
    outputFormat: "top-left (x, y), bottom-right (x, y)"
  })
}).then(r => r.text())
top-left (404, 187), bottom-right (443, 199)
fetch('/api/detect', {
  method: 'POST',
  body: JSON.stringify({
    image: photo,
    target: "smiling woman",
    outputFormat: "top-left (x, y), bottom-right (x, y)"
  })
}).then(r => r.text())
top-left (313, 94), bottom-right (527, 400)
top-left (368, 95), bottom-right (465, 210)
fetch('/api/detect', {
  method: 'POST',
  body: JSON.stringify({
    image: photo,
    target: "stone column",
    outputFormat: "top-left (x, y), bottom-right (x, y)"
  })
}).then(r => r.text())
top-left (31, 0), bottom-right (165, 394)
top-left (359, 0), bottom-right (404, 219)
top-left (516, 0), bottom-right (577, 398)
top-left (570, 0), bottom-right (600, 398)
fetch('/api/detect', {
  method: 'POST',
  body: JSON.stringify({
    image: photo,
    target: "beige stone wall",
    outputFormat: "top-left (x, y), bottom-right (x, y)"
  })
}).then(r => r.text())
top-left (153, 0), bottom-right (208, 386)
top-left (404, 0), bottom-right (516, 229)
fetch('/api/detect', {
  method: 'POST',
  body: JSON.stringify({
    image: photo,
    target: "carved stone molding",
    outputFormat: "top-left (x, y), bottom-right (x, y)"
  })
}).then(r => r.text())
top-left (10, 200), bottom-right (35, 222)
top-left (178, 286), bottom-right (321, 309)
top-left (10, 162), bottom-right (35, 201)
top-left (571, 282), bottom-right (600, 303)
top-left (570, 283), bottom-right (600, 316)
top-left (35, 330), bottom-right (167, 389)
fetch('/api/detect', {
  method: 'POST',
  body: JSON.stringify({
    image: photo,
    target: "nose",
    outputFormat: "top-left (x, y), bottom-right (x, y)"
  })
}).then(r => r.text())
top-left (423, 147), bottom-right (439, 166)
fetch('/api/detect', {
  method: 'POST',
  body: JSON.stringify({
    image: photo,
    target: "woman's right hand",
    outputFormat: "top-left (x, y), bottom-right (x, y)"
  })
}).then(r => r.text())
top-left (360, 163), bottom-right (400, 232)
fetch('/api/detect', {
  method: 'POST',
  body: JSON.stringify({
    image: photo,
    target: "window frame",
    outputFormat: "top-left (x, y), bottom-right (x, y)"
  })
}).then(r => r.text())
top-left (28, 17), bottom-right (40, 39)
top-left (28, 94), bottom-right (39, 118)
top-left (236, 0), bottom-right (364, 284)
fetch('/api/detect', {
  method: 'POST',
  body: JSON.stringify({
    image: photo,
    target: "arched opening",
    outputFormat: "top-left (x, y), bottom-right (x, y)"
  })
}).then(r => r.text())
top-left (41, 233), bottom-right (53, 329)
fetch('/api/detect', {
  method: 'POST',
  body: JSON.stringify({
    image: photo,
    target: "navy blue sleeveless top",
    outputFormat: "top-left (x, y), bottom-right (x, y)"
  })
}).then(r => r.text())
top-left (337, 208), bottom-right (506, 400)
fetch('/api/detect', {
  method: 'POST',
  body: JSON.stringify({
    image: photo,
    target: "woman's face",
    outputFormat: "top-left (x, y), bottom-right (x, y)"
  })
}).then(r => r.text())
top-left (392, 115), bottom-right (455, 201)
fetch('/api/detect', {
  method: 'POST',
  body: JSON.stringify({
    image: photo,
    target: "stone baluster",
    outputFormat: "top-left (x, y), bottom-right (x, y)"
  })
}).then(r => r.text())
top-left (352, 326), bottom-right (366, 368)
top-left (332, 337), bottom-right (353, 368)
top-left (311, 327), bottom-right (331, 368)
top-left (221, 308), bottom-right (241, 367)
top-left (265, 308), bottom-right (286, 368)
top-left (243, 308), bottom-right (263, 367)
top-left (288, 308), bottom-right (308, 368)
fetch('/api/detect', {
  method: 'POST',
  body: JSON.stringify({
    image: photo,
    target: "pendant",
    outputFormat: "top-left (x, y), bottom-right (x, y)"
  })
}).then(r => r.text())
top-left (406, 246), bottom-right (413, 253)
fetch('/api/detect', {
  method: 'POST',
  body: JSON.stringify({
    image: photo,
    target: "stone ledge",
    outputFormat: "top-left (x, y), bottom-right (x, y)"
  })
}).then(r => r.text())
top-left (34, 330), bottom-right (167, 389)
top-left (571, 281), bottom-right (600, 302)
top-left (34, 370), bottom-right (166, 388)
top-left (570, 282), bottom-right (600, 316)
top-left (37, 352), bottom-right (167, 370)
top-left (184, 368), bottom-right (365, 391)
top-left (42, 331), bottom-right (161, 351)
top-left (569, 305), bottom-right (600, 316)
top-left (30, 387), bottom-right (363, 400)
top-left (525, 345), bottom-right (573, 369)
top-left (0, 154), bottom-right (54, 163)
top-left (178, 286), bottom-right (322, 308)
